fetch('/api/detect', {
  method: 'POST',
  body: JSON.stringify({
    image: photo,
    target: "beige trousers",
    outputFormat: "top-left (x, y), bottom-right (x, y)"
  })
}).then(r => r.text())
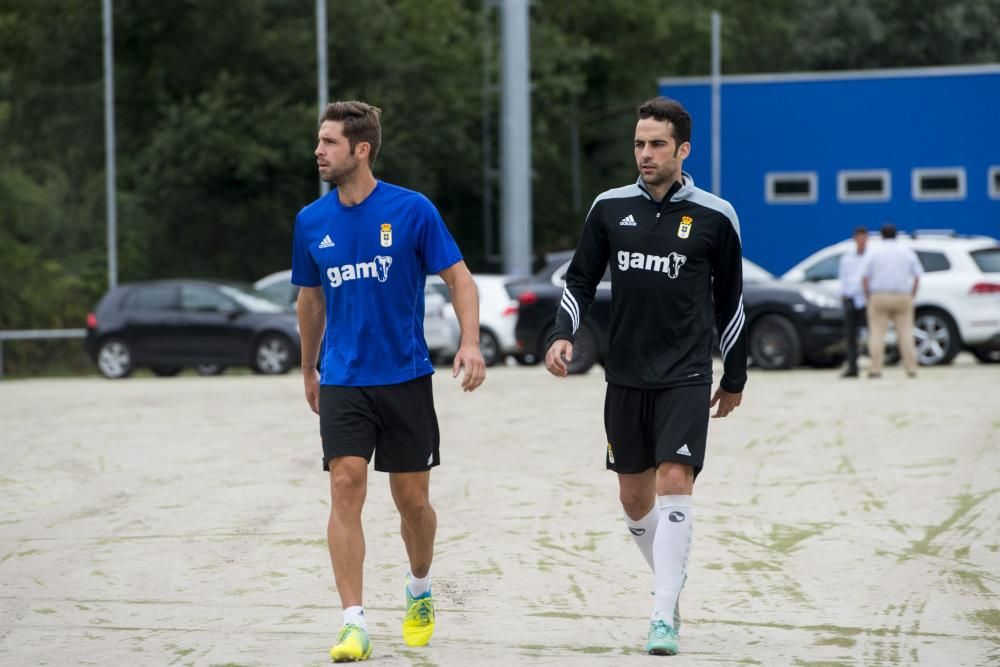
top-left (867, 292), bottom-right (918, 375)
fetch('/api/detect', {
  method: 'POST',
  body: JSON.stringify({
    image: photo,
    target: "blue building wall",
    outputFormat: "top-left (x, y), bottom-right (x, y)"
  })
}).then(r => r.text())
top-left (658, 65), bottom-right (1000, 274)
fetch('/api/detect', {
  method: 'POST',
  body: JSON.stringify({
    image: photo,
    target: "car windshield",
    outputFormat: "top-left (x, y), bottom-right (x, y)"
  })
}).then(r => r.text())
top-left (742, 258), bottom-right (775, 282)
top-left (220, 284), bottom-right (291, 313)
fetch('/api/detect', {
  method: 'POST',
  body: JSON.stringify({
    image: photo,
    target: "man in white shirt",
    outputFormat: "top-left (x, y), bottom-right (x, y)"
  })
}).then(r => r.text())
top-left (862, 223), bottom-right (923, 378)
top-left (837, 227), bottom-right (868, 377)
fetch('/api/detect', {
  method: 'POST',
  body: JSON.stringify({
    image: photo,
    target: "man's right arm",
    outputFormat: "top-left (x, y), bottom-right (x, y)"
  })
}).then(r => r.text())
top-left (545, 202), bottom-right (609, 376)
top-left (296, 286), bottom-right (326, 414)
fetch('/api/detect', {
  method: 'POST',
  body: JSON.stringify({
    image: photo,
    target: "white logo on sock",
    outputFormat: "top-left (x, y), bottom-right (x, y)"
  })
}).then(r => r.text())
top-left (676, 444), bottom-right (691, 456)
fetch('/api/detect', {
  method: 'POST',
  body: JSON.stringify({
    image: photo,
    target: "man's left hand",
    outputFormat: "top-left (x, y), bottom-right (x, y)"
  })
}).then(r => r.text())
top-left (452, 343), bottom-right (486, 392)
top-left (710, 387), bottom-right (742, 418)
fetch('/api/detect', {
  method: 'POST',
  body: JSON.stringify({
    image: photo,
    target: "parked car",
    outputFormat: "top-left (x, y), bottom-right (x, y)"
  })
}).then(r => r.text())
top-left (513, 251), bottom-right (845, 374)
top-left (781, 232), bottom-right (1000, 365)
top-left (253, 269), bottom-right (459, 364)
top-left (84, 279), bottom-right (301, 378)
top-left (254, 269), bottom-right (300, 305)
top-left (426, 274), bottom-right (524, 367)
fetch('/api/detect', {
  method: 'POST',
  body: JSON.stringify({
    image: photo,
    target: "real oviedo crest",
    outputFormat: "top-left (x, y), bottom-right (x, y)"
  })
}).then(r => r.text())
top-left (677, 215), bottom-right (693, 239)
top-left (380, 223), bottom-right (392, 247)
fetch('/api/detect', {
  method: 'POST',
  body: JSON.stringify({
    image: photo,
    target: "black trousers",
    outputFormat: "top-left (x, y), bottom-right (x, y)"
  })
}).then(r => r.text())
top-left (843, 297), bottom-right (866, 371)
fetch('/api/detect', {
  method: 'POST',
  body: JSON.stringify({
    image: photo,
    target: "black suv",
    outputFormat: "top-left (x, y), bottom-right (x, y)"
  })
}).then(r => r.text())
top-left (84, 279), bottom-right (301, 378)
top-left (513, 252), bottom-right (846, 373)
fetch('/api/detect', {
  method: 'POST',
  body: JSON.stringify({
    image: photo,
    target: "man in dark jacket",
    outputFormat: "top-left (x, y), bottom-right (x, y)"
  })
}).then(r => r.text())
top-left (545, 97), bottom-right (747, 656)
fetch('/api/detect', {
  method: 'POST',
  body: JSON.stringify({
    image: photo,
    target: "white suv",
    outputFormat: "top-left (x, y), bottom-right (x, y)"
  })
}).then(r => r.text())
top-left (782, 233), bottom-right (1000, 365)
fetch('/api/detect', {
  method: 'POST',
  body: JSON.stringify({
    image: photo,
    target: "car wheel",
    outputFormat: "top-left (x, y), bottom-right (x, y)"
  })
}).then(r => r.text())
top-left (913, 309), bottom-right (960, 366)
top-left (749, 315), bottom-right (802, 370)
top-left (195, 363), bottom-right (226, 376)
top-left (253, 333), bottom-right (294, 375)
top-left (479, 328), bottom-right (501, 367)
top-left (150, 365), bottom-right (183, 377)
top-left (514, 353), bottom-right (539, 366)
top-left (567, 325), bottom-right (597, 375)
top-left (96, 338), bottom-right (133, 379)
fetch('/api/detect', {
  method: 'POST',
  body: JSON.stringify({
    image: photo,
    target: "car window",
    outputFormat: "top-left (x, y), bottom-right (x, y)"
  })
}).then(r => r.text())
top-left (804, 254), bottom-right (842, 282)
top-left (127, 285), bottom-right (178, 311)
top-left (257, 280), bottom-right (294, 304)
top-left (426, 282), bottom-right (451, 301)
top-left (182, 286), bottom-right (234, 312)
top-left (916, 251), bottom-right (951, 273)
top-left (220, 284), bottom-right (289, 313)
top-left (971, 247), bottom-right (1000, 273)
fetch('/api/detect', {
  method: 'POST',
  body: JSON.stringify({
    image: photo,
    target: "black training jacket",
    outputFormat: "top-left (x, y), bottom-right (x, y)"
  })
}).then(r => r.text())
top-left (549, 172), bottom-right (748, 393)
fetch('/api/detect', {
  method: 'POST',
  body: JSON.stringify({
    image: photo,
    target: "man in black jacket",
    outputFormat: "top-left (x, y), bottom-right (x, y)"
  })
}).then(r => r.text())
top-left (545, 97), bottom-right (747, 656)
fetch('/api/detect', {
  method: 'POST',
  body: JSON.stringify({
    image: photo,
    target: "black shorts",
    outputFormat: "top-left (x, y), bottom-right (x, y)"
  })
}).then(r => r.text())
top-left (319, 374), bottom-right (440, 473)
top-left (604, 383), bottom-right (710, 476)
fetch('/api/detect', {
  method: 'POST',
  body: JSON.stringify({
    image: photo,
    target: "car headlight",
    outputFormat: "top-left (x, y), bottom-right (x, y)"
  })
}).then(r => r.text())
top-left (799, 286), bottom-right (840, 309)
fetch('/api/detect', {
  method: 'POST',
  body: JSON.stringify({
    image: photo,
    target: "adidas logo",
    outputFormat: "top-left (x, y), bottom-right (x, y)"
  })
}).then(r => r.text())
top-left (318, 234), bottom-right (335, 249)
top-left (676, 444), bottom-right (692, 456)
top-left (619, 214), bottom-right (637, 226)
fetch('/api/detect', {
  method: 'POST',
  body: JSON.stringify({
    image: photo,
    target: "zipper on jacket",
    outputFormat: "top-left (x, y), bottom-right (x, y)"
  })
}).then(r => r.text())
top-left (653, 180), bottom-right (682, 226)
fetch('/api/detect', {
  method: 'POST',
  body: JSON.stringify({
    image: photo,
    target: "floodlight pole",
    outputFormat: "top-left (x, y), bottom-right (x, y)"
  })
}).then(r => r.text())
top-left (711, 10), bottom-right (721, 196)
top-left (317, 0), bottom-right (330, 197)
top-left (102, 0), bottom-right (117, 287)
top-left (500, 0), bottom-right (532, 277)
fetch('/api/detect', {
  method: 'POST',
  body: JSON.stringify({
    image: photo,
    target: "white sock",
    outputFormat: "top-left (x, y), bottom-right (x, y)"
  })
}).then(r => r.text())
top-left (624, 504), bottom-right (659, 573)
top-left (343, 605), bottom-right (367, 631)
top-left (651, 495), bottom-right (693, 626)
top-left (407, 571), bottom-right (431, 598)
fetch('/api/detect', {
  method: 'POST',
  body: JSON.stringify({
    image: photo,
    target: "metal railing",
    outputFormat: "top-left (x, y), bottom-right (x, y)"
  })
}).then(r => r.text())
top-left (0, 329), bottom-right (87, 379)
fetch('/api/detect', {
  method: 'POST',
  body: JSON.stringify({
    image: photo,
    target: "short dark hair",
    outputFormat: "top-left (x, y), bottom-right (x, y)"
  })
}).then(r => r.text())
top-left (853, 226), bottom-right (868, 236)
top-left (320, 100), bottom-right (382, 167)
top-left (881, 222), bottom-right (897, 239)
top-left (637, 97), bottom-right (691, 145)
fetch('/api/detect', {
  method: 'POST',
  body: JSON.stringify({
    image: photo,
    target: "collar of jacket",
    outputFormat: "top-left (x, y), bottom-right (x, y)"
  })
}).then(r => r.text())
top-left (634, 171), bottom-right (695, 204)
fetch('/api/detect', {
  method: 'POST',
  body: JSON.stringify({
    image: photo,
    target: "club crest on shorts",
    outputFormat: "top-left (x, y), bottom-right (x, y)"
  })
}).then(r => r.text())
top-left (677, 215), bottom-right (693, 239)
top-left (380, 223), bottom-right (392, 247)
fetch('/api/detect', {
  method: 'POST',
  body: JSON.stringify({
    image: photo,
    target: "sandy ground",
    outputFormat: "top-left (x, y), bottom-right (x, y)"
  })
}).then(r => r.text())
top-left (0, 358), bottom-right (998, 666)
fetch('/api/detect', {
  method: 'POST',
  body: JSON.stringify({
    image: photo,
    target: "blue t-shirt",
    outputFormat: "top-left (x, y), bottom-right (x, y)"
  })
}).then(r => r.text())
top-left (291, 181), bottom-right (463, 386)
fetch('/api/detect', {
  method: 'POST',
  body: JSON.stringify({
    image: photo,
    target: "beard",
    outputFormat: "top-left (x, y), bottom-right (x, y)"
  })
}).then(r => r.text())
top-left (322, 156), bottom-right (360, 185)
top-left (640, 166), bottom-right (672, 187)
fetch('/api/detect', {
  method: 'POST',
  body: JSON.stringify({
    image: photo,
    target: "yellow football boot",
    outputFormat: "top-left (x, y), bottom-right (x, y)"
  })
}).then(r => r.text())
top-left (329, 623), bottom-right (372, 662)
top-left (402, 584), bottom-right (435, 647)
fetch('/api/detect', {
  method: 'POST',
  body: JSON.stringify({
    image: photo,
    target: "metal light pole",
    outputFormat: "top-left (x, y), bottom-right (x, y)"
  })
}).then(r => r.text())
top-left (102, 0), bottom-right (117, 287)
top-left (500, 0), bottom-right (532, 277)
top-left (711, 10), bottom-right (721, 196)
top-left (316, 0), bottom-right (329, 197)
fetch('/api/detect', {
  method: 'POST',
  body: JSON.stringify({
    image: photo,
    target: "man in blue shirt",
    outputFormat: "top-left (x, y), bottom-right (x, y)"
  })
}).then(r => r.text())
top-left (292, 100), bottom-right (485, 662)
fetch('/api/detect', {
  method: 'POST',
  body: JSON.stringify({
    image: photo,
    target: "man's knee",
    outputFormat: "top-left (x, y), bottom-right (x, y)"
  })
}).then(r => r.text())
top-left (619, 486), bottom-right (653, 519)
top-left (396, 492), bottom-right (433, 523)
top-left (656, 463), bottom-right (694, 496)
top-left (329, 459), bottom-right (367, 508)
